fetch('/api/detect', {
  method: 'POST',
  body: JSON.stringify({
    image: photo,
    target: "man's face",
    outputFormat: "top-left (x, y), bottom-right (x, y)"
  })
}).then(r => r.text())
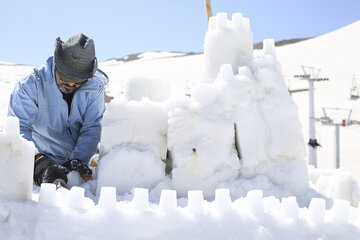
top-left (55, 72), bottom-right (86, 94)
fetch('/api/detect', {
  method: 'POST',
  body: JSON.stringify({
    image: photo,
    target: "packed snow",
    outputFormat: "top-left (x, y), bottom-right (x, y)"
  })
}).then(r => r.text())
top-left (0, 12), bottom-right (360, 240)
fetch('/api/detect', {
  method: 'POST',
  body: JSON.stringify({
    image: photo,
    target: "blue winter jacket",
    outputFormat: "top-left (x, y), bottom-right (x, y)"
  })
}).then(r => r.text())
top-left (8, 56), bottom-right (108, 164)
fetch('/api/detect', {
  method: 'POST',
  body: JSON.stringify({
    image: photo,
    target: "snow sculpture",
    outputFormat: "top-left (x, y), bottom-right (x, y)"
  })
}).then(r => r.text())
top-left (97, 98), bottom-right (167, 194)
top-left (169, 12), bottom-right (308, 197)
top-left (0, 116), bottom-right (34, 201)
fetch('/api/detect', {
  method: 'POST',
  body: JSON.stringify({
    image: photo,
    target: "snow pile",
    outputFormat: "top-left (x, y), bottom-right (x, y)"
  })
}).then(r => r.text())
top-left (168, 13), bottom-right (307, 197)
top-left (0, 116), bottom-right (34, 200)
top-left (309, 166), bottom-right (360, 207)
top-left (2, 186), bottom-right (360, 239)
top-left (97, 98), bottom-right (167, 194)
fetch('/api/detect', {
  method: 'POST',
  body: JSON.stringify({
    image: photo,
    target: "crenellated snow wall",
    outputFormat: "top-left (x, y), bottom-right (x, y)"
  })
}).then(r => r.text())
top-left (1, 185), bottom-right (359, 239)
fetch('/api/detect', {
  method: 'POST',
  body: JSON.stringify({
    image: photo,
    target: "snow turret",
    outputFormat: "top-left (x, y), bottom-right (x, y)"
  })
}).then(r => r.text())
top-left (203, 12), bottom-right (254, 83)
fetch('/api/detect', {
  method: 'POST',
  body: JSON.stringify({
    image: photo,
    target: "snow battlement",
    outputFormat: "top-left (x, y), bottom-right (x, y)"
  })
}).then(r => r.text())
top-left (0, 185), bottom-right (356, 239)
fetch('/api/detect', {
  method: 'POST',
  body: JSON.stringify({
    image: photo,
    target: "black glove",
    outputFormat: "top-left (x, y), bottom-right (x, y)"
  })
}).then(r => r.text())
top-left (34, 154), bottom-right (68, 186)
top-left (62, 159), bottom-right (92, 176)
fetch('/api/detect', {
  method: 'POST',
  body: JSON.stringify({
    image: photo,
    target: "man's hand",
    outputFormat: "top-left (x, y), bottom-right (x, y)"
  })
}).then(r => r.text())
top-left (62, 159), bottom-right (93, 181)
top-left (34, 154), bottom-right (68, 186)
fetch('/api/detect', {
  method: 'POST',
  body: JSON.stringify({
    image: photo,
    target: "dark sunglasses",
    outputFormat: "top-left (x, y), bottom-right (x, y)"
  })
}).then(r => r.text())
top-left (58, 76), bottom-right (88, 87)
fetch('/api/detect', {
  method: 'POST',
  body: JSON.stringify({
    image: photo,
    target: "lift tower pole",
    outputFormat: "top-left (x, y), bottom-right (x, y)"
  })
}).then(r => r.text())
top-left (317, 108), bottom-right (360, 168)
top-left (294, 66), bottom-right (329, 167)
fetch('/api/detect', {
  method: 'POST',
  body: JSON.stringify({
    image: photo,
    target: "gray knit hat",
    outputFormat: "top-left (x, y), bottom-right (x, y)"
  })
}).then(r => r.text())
top-left (54, 33), bottom-right (98, 83)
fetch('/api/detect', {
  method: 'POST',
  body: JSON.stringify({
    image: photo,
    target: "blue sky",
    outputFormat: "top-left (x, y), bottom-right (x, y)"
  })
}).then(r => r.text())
top-left (0, 0), bottom-right (359, 65)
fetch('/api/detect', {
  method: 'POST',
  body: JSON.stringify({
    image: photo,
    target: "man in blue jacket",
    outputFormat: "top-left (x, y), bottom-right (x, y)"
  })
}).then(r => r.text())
top-left (8, 33), bottom-right (108, 186)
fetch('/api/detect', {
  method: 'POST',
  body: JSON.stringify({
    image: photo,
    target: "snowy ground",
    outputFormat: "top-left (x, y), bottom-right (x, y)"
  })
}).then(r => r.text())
top-left (0, 13), bottom-right (360, 240)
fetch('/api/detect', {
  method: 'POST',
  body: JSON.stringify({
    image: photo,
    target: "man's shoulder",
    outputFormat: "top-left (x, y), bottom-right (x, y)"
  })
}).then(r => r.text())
top-left (93, 69), bottom-right (109, 87)
top-left (25, 56), bottom-right (53, 83)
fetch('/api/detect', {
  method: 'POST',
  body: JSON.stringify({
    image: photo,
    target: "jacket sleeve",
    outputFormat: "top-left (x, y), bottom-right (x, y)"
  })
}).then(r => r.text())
top-left (70, 86), bottom-right (106, 164)
top-left (8, 74), bottom-right (40, 152)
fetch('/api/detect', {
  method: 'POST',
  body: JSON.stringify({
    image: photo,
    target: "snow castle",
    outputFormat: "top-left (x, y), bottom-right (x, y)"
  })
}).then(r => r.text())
top-left (97, 12), bottom-right (308, 198)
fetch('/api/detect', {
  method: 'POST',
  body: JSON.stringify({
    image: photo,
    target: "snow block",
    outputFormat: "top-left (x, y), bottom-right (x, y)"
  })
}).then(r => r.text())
top-left (215, 188), bottom-right (232, 212)
top-left (281, 197), bottom-right (299, 219)
top-left (262, 39), bottom-right (276, 57)
top-left (39, 183), bottom-right (56, 206)
top-left (98, 187), bottom-right (117, 211)
top-left (159, 190), bottom-right (177, 212)
top-left (187, 190), bottom-right (205, 214)
top-left (68, 186), bottom-right (85, 210)
top-left (208, 16), bottom-right (216, 31)
top-left (232, 13), bottom-right (244, 30)
top-left (330, 199), bottom-right (350, 224)
top-left (0, 116), bottom-right (35, 201)
top-left (132, 188), bottom-right (149, 211)
top-left (220, 64), bottom-right (234, 80)
top-left (216, 12), bottom-right (228, 29)
top-left (309, 198), bottom-right (326, 224)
